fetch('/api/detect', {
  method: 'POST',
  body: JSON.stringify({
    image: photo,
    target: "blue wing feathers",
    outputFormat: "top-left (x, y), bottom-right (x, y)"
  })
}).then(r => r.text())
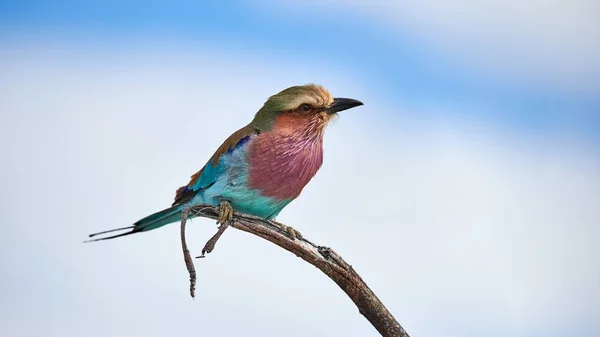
top-left (192, 135), bottom-right (251, 191)
top-left (172, 135), bottom-right (252, 206)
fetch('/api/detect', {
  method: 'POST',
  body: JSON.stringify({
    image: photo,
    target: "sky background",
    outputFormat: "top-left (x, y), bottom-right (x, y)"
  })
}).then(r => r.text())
top-left (1, 1), bottom-right (599, 337)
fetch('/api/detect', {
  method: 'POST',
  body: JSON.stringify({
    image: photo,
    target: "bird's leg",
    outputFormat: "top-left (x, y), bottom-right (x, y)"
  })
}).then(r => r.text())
top-left (270, 220), bottom-right (303, 240)
top-left (217, 199), bottom-right (234, 225)
top-left (197, 200), bottom-right (233, 258)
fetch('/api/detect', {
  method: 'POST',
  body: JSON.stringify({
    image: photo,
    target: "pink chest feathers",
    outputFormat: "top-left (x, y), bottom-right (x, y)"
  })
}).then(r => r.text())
top-left (247, 115), bottom-right (326, 199)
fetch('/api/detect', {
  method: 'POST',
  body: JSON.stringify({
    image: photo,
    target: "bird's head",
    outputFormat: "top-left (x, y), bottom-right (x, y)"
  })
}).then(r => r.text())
top-left (250, 84), bottom-right (363, 131)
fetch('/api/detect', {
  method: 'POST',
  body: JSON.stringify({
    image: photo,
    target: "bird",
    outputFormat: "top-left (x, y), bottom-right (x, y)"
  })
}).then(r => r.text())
top-left (87, 84), bottom-right (363, 243)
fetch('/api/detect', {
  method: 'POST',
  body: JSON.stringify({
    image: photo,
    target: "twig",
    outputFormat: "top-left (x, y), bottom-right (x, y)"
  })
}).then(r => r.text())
top-left (180, 206), bottom-right (196, 298)
top-left (182, 204), bottom-right (409, 337)
top-left (197, 220), bottom-right (230, 258)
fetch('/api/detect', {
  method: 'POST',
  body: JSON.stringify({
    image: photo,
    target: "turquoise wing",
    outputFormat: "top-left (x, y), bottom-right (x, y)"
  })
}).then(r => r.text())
top-left (172, 126), bottom-right (256, 206)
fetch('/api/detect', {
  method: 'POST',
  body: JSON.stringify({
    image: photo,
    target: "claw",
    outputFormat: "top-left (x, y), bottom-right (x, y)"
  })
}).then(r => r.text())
top-left (271, 220), bottom-right (303, 240)
top-left (197, 200), bottom-right (233, 258)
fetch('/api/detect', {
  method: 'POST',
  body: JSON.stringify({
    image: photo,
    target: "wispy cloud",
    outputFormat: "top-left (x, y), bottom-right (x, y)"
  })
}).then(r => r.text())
top-left (2, 0), bottom-right (598, 133)
top-left (277, 0), bottom-right (600, 95)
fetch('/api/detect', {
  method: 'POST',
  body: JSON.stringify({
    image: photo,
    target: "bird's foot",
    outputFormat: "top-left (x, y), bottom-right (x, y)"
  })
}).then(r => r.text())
top-left (270, 220), bottom-right (303, 240)
top-left (197, 200), bottom-right (232, 258)
top-left (217, 200), bottom-right (233, 225)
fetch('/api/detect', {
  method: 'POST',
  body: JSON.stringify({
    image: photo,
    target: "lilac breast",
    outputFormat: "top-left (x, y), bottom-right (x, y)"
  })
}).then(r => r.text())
top-left (247, 131), bottom-right (324, 200)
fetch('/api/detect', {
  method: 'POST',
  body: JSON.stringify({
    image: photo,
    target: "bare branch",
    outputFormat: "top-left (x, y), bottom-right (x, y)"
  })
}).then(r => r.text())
top-left (180, 204), bottom-right (409, 337)
top-left (197, 220), bottom-right (230, 258)
top-left (180, 206), bottom-right (196, 298)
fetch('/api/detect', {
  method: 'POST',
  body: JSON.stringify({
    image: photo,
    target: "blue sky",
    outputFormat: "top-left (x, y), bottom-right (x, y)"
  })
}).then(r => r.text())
top-left (2, 0), bottom-right (598, 135)
top-left (1, 2), bottom-right (599, 337)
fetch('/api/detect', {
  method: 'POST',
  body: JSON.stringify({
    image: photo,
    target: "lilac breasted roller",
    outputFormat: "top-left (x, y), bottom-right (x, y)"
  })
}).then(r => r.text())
top-left (88, 84), bottom-right (363, 242)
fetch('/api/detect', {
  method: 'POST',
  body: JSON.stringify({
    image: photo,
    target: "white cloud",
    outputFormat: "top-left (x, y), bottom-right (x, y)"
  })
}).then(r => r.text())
top-left (1, 42), bottom-right (599, 337)
top-left (274, 0), bottom-right (600, 95)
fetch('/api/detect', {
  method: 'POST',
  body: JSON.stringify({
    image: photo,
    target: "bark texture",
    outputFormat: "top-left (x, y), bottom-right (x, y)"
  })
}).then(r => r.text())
top-left (181, 204), bottom-right (409, 337)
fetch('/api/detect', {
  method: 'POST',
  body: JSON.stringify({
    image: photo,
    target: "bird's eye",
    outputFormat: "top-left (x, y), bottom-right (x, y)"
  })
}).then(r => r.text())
top-left (299, 103), bottom-right (312, 112)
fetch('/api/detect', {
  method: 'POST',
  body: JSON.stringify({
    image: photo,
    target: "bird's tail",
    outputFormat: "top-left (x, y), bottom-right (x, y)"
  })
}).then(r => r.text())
top-left (85, 205), bottom-right (183, 242)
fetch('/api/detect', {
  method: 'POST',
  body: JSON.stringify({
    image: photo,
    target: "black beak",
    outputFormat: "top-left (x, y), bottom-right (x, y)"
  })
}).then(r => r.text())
top-left (326, 98), bottom-right (363, 114)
